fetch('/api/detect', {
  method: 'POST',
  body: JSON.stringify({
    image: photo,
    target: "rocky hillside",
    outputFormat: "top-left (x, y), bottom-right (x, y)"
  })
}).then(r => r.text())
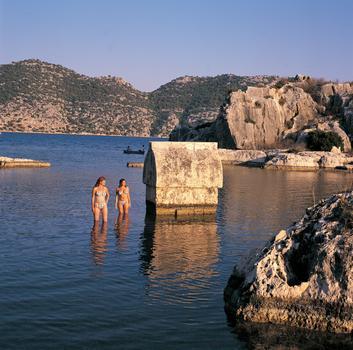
top-left (0, 60), bottom-right (152, 136)
top-left (149, 74), bottom-right (277, 135)
top-left (0, 59), bottom-right (277, 137)
top-left (170, 76), bottom-right (353, 151)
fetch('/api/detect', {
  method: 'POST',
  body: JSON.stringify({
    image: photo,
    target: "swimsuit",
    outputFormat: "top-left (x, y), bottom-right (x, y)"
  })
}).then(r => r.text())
top-left (95, 190), bottom-right (107, 209)
top-left (95, 202), bottom-right (106, 209)
top-left (117, 187), bottom-right (129, 206)
top-left (118, 188), bottom-right (129, 195)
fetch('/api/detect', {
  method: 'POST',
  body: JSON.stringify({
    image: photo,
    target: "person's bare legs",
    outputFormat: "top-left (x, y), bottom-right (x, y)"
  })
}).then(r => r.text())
top-left (102, 205), bottom-right (108, 223)
top-left (92, 220), bottom-right (100, 233)
top-left (93, 207), bottom-right (101, 222)
top-left (101, 220), bottom-right (108, 234)
top-left (116, 212), bottom-right (123, 225)
top-left (123, 202), bottom-right (129, 215)
top-left (118, 203), bottom-right (124, 215)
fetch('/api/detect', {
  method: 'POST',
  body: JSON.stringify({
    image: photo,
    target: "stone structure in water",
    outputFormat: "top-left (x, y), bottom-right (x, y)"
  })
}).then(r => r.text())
top-left (0, 156), bottom-right (51, 168)
top-left (143, 142), bottom-right (223, 215)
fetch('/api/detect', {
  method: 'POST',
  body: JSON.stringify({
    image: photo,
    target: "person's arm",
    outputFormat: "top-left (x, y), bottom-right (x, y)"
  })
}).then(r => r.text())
top-left (115, 188), bottom-right (119, 209)
top-left (128, 187), bottom-right (131, 208)
top-left (91, 188), bottom-right (95, 212)
top-left (106, 187), bottom-right (110, 204)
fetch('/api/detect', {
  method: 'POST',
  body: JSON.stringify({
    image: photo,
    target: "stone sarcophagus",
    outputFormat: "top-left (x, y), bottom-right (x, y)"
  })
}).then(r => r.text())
top-left (143, 142), bottom-right (223, 215)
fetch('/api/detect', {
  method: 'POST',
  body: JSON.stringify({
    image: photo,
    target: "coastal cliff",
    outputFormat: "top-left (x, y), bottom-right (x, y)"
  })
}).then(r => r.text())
top-left (171, 77), bottom-right (353, 151)
top-left (224, 191), bottom-right (353, 333)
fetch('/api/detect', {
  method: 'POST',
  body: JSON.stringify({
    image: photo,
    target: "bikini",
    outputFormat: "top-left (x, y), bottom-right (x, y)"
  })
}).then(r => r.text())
top-left (95, 190), bottom-right (107, 209)
top-left (117, 187), bottom-right (129, 206)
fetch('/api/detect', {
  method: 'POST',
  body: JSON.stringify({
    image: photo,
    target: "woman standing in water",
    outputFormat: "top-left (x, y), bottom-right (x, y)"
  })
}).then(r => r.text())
top-left (92, 176), bottom-right (110, 223)
top-left (115, 178), bottom-right (131, 214)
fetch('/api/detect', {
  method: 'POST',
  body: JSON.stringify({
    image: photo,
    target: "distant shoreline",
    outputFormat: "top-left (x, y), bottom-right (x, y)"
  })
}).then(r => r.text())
top-left (0, 130), bottom-right (165, 139)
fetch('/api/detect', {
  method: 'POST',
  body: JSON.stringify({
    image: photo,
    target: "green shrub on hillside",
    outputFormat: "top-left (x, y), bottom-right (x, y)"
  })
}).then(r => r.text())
top-left (306, 130), bottom-right (344, 151)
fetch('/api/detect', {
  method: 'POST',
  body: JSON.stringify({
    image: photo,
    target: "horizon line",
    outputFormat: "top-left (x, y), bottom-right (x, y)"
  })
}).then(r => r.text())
top-left (1, 57), bottom-right (350, 92)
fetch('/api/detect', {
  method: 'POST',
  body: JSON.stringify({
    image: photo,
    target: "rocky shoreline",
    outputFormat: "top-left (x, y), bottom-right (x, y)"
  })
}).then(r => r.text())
top-left (0, 156), bottom-right (51, 168)
top-left (219, 148), bottom-right (353, 171)
top-left (123, 148), bottom-right (353, 172)
top-left (224, 191), bottom-right (353, 333)
top-left (0, 130), bottom-right (155, 138)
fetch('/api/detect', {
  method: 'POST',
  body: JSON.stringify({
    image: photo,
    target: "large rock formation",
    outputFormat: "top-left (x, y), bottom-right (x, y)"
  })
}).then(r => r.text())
top-left (224, 191), bottom-right (353, 333)
top-left (171, 80), bottom-right (353, 152)
top-left (217, 85), bottom-right (318, 149)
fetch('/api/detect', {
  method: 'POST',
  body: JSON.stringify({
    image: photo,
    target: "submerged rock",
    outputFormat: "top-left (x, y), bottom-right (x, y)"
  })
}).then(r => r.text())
top-left (224, 192), bottom-right (353, 333)
top-left (0, 156), bottom-right (50, 168)
top-left (264, 151), bottom-right (321, 169)
top-left (217, 148), bottom-right (353, 171)
top-left (264, 151), bottom-right (353, 170)
top-left (218, 149), bottom-right (267, 166)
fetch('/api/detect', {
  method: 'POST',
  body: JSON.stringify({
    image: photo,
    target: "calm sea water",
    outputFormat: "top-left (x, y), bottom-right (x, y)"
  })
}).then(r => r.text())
top-left (1, 132), bottom-right (353, 350)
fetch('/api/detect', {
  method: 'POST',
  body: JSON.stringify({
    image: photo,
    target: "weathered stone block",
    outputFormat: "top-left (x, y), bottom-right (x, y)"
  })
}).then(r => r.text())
top-left (143, 142), bottom-right (223, 215)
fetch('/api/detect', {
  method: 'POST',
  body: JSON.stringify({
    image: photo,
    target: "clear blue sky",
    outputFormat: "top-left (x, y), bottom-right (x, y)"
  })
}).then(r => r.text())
top-left (0, 0), bottom-right (352, 91)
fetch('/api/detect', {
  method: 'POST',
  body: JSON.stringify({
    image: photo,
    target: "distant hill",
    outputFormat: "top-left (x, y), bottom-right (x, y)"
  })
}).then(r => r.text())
top-left (0, 59), bottom-right (278, 136)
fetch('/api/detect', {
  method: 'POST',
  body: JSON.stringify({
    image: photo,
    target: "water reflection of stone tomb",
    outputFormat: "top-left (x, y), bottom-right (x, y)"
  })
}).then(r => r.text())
top-left (140, 215), bottom-right (220, 301)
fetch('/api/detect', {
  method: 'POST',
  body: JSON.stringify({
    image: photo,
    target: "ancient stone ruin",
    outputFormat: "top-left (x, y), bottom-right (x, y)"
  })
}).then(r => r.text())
top-left (143, 142), bottom-right (223, 216)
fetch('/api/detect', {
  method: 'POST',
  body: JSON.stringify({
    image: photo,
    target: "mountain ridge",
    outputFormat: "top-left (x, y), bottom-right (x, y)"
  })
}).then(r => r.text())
top-left (0, 59), bottom-right (278, 136)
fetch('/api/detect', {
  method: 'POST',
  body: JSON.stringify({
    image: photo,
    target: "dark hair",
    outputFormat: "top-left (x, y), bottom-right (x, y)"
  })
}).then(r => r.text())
top-left (94, 176), bottom-right (106, 188)
top-left (119, 178), bottom-right (126, 187)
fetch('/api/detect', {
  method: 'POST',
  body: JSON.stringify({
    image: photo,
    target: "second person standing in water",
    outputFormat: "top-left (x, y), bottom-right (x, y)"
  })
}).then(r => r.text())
top-left (115, 178), bottom-right (131, 214)
top-left (92, 176), bottom-right (110, 223)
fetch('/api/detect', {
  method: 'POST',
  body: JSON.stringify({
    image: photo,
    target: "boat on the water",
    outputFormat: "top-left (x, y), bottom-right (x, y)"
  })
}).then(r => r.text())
top-left (123, 147), bottom-right (145, 155)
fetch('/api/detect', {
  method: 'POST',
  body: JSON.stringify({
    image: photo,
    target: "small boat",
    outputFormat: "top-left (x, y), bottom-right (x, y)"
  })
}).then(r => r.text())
top-left (123, 148), bottom-right (145, 155)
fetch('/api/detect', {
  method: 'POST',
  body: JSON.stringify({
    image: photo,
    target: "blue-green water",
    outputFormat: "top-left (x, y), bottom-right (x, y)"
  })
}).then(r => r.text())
top-left (1, 132), bottom-right (353, 349)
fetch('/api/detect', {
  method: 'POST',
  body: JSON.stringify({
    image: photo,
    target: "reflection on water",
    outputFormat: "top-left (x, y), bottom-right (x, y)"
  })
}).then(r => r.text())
top-left (233, 321), bottom-right (353, 350)
top-left (4, 133), bottom-right (353, 349)
top-left (221, 167), bottom-right (353, 349)
top-left (115, 213), bottom-right (130, 251)
top-left (140, 214), bottom-right (220, 304)
top-left (90, 221), bottom-right (108, 265)
top-left (221, 166), bottom-right (353, 233)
